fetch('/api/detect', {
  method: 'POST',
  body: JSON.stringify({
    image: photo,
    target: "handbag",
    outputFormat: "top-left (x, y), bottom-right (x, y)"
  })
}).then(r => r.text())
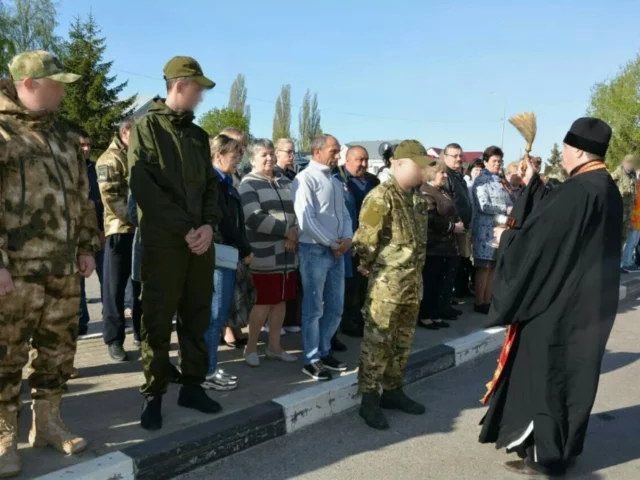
top-left (214, 244), bottom-right (239, 270)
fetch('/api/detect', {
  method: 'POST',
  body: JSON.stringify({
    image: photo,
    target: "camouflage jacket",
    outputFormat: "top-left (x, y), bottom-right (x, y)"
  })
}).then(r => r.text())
top-left (0, 80), bottom-right (100, 276)
top-left (611, 165), bottom-right (636, 220)
top-left (353, 178), bottom-right (428, 305)
top-left (96, 136), bottom-right (135, 235)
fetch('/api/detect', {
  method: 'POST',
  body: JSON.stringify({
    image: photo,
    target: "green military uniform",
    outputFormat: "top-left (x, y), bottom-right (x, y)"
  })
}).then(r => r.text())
top-left (128, 57), bottom-right (220, 397)
top-left (96, 136), bottom-right (135, 235)
top-left (611, 164), bottom-right (636, 245)
top-left (0, 51), bottom-right (100, 473)
top-left (353, 141), bottom-right (429, 395)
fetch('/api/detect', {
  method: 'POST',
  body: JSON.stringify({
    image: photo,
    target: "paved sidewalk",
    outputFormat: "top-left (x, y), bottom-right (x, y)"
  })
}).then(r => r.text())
top-left (16, 273), bottom-right (491, 479)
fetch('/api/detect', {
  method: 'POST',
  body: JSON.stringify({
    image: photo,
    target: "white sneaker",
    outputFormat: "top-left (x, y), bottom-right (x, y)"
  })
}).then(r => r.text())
top-left (244, 348), bottom-right (260, 367)
top-left (265, 347), bottom-right (298, 363)
top-left (263, 326), bottom-right (287, 336)
top-left (283, 326), bottom-right (301, 333)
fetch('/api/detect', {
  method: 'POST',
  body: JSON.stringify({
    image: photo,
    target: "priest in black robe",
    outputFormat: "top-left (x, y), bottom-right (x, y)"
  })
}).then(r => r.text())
top-left (479, 117), bottom-right (622, 477)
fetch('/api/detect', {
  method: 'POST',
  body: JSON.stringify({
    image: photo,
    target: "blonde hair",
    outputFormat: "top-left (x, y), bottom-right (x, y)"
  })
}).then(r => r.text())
top-left (274, 138), bottom-right (294, 150)
top-left (506, 161), bottom-right (520, 175)
top-left (423, 161), bottom-right (446, 182)
top-left (209, 134), bottom-right (244, 159)
top-left (220, 127), bottom-right (249, 149)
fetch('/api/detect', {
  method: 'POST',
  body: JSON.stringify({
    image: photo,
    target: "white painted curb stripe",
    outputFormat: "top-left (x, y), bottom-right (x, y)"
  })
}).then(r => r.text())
top-left (273, 372), bottom-right (359, 433)
top-left (36, 452), bottom-right (134, 480)
top-left (444, 327), bottom-right (506, 367)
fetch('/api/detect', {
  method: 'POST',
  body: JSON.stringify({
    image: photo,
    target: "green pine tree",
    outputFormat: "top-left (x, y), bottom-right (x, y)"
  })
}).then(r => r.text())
top-left (59, 14), bottom-right (137, 154)
top-left (547, 143), bottom-right (561, 167)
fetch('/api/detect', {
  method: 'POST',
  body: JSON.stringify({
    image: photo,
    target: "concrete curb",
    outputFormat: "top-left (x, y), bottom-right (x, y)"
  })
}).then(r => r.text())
top-left (40, 282), bottom-right (638, 479)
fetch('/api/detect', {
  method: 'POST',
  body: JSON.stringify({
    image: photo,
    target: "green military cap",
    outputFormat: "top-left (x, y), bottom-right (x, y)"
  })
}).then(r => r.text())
top-left (8, 50), bottom-right (81, 83)
top-left (393, 140), bottom-right (436, 168)
top-left (163, 56), bottom-right (215, 89)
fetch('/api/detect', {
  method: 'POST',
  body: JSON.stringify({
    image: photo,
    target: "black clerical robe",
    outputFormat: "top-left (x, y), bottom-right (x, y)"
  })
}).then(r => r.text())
top-left (479, 166), bottom-right (622, 472)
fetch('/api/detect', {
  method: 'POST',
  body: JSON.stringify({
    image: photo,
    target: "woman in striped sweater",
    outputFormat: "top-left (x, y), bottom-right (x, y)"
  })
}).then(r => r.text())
top-left (239, 139), bottom-right (299, 367)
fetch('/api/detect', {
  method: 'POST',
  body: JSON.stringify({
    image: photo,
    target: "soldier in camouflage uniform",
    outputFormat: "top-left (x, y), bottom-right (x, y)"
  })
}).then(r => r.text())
top-left (0, 51), bottom-right (100, 476)
top-left (353, 140), bottom-right (432, 430)
top-left (97, 116), bottom-right (140, 360)
top-left (611, 154), bottom-right (636, 250)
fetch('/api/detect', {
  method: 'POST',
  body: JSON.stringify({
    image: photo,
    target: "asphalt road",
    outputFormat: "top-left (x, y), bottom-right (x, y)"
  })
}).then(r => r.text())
top-left (177, 299), bottom-right (640, 480)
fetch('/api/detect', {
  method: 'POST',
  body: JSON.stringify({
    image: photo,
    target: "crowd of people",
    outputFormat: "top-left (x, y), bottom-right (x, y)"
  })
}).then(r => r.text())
top-left (0, 49), bottom-right (629, 478)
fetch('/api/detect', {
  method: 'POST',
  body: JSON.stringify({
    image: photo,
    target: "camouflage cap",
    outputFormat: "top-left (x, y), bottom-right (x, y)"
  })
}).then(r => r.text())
top-left (163, 56), bottom-right (215, 89)
top-left (8, 50), bottom-right (81, 83)
top-left (393, 140), bottom-right (435, 168)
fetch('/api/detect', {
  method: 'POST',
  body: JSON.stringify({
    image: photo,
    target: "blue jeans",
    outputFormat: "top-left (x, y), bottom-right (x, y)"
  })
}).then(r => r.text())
top-left (204, 267), bottom-right (236, 375)
top-left (622, 229), bottom-right (640, 267)
top-left (299, 243), bottom-right (345, 364)
top-left (80, 247), bottom-right (105, 332)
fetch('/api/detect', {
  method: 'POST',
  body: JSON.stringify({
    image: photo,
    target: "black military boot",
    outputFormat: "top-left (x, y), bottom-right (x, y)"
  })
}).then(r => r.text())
top-left (380, 388), bottom-right (426, 415)
top-left (359, 392), bottom-right (389, 430)
top-left (178, 385), bottom-right (222, 414)
top-left (141, 395), bottom-right (163, 431)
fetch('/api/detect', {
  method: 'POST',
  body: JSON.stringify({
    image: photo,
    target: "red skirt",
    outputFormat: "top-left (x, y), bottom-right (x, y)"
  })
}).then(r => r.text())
top-left (252, 271), bottom-right (298, 306)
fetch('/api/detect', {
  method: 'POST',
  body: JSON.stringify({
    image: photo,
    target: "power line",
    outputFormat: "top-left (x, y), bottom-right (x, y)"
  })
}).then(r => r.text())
top-left (113, 68), bottom-right (503, 125)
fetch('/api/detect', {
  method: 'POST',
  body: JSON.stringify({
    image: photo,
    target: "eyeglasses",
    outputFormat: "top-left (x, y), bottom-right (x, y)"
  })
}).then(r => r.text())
top-left (445, 153), bottom-right (464, 159)
top-left (277, 149), bottom-right (295, 156)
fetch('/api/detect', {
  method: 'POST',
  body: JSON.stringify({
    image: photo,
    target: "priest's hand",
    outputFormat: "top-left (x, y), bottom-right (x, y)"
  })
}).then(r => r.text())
top-left (493, 226), bottom-right (508, 245)
top-left (523, 154), bottom-right (541, 185)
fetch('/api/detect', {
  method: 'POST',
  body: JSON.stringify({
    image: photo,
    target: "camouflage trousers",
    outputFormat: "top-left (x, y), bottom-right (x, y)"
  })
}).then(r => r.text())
top-left (0, 275), bottom-right (80, 406)
top-left (358, 300), bottom-right (419, 394)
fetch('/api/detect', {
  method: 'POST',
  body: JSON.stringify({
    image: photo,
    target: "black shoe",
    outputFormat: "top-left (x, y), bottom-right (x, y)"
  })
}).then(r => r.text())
top-left (178, 385), bottom-right (222, 414)
top-left (169, 363), bottom-right (182, 384)
top-left (359, 392), bottom-right (389, 430)
top-left (108, 343), bottom-right (128, 362)
top-left (133, 338), bottom-right (142, 349)
top-left (78, 326), bottom-right (88, 336)
top-left (474, 304), bottom-right (489, 315)
top-left (141, 395), bottom-right (163, 431)
top-left (417, 319), bottom-right (440, 330)
top-left (222, 337), bottom-right (248, 349)
top-left (302, 361), bottom-right (332, 381)
top-left (621, 267), bottom-right (629, 274)
top-left (450, 299), bottom-right (460, 306)
top-left (331, 336), bottom-right (348, 352)
top-left (321, 355), bottom-right (347, 372)
top-left (380, 388), bottom-right (426, 415)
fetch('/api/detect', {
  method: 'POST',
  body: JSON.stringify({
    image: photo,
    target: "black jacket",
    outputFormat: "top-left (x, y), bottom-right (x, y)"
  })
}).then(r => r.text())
top-left (215, 175), bottom-right (252, 259)
top-left (445, 166), bottom-right (472, 227)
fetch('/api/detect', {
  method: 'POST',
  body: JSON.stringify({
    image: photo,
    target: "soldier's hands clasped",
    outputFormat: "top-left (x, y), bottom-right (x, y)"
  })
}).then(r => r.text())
top-left (187, 225), bottom-right (214, 256)
top-left (0, 269), bottom-right (15, 296)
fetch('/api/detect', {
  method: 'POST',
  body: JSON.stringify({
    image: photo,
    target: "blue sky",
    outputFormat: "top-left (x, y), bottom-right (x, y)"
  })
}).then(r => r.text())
top-left (55, 0), bottom-right (640, 161)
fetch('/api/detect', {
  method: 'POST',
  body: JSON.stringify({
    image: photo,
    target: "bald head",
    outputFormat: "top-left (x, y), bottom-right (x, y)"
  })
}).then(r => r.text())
top-left (345, 145), bottom-right (369, 179)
